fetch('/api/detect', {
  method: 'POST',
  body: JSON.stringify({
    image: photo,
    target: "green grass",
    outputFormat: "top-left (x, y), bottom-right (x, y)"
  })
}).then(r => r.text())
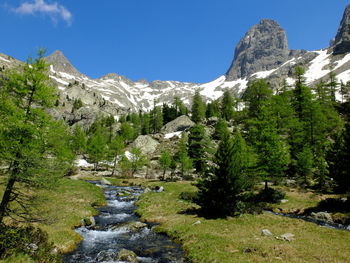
top-left (136, 181), bottom-right (350, 263)
top-left (0, 177), bottom-right (105, 256)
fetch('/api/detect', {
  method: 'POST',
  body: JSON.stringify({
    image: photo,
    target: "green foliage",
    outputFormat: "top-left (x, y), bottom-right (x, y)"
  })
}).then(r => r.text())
top-left (87, 125), bottom-right (107, 170)
top-left (158, 150), bottom-right (172, 180)
top-left (141, 113), bottom-right (151, 135)
top-left (72, 98), bottom-right (83, 111)
top-left (108, 135), bottom-right (125, 176)
top-left (196, 131), bottom-right (253, 216)
top-left (243, 79), bottom-right (273, 118)
top-left (221, 90), bottom-right (235, 121)
top-left (0, 225), bottom-right (61, 262)
top-left (120, 148), bottom-right (147, 177)
top-left (205, 100), bottom-right (220, 118)
top-left (256, 187), bottom-right (286, 203)
top-left (191, 90), bottom-right (206, 123)
top-left (212, 118), bottom-right (229, 140)
top-left (0, 50), bottom-right (74, 223)
top-left (119, 122), bottom-right (134, 142)
top-left (71, 125), bottom-right (87, 155)
top-left (175, 133), bottom-right (192, 178)
top-left (188, 125), bottom-right (211, 174)
top-left (151, 105), bottom-right (163, 133)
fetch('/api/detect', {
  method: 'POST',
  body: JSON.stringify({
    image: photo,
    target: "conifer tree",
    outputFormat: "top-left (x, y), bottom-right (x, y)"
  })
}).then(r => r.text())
top-left (205, 100), bottom-right (220, 118)
top-left (196, 131), bottom-right (252, 216)
top-left (87, 125), bottom-right (107, 170)
top-left (141, 113), bottom-right (151, 135)
top-left (212, 118), bottom-right (229, 140)
top-left (191, 90), bottom-right (206, 123)
top-left (175, 133), bottom-right (192, 177)
top-left (221, 90), bottom-right (235, 121)
top-left (188, 124), bottom-right (211, 174)
top-left (71, 125), bottom-right (87, 155)
top-left (0, 51), bottom-right (74, 223)
top-left (151, 105), bottom-right (163, 133)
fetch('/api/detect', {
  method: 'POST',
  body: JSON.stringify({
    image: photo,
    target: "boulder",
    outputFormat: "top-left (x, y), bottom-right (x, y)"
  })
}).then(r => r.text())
top-left (261, 229), bottom-right (273, 236)
top-left (101, 177), bottom-right (112, 185)
top-left (95, 250), bottom-right (117, 262)
top-left (116, 249), bottom-right (139, 262)
top-left (112, 221), bottom-right (147, 232)
top-left (161, 115), bottom-right (195, 133)
top-left (310, 212), bottom-right (333, 223)
top-left (131, 135), bottom-right (159, 155)
top-left (279, 233), bottom-right (295, 242)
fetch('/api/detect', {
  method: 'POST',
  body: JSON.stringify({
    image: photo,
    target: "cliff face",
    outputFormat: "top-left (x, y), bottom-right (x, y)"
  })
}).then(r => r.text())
top-left (225, 19), bottom-right (300, 80)
top-left (333, 5), bottom-right (350, 55)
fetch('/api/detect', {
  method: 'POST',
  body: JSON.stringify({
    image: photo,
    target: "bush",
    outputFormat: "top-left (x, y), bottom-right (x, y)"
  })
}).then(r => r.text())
top-left (179, 191), bottom-right (198, 202)
top-left (0, 224), bottom-right (61, 262)
top-left (256, 188), bottom-right (286, 203)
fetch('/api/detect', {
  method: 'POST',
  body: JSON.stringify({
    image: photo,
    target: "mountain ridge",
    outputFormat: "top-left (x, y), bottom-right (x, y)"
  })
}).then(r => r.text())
top-left (2, 5), bottom-right (350, 128)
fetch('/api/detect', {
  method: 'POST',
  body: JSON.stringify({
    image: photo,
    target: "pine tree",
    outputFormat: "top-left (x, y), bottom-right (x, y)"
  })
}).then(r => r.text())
top-left (175, 133), bottom-right (192, 177)
top-left (0, 51), bottom-right (74, 223)
top-left (188, 125), bottom-right (211, 174)
top-left (141, 113), bottom-right (151, 135)
top-left (191, 90), bottom-right (206, 123)
top-left (196, 131), bottom-right (252, 216)
top-left (205, 100), bottom-right (220, 119)
top-left (174, 96), bottom-right (188, 116)
top-left (151, 106), bottom-right (163, 133)
top-left (212, 118), bottom-right (229, 140)
top-left (221, 90), bottom-right (235, 121)
top-left (119, 122), bottom-right (134, 142)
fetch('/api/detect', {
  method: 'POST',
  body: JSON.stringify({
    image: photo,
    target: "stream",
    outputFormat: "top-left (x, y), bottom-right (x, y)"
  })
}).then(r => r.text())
top-left (266, 211), bottom-right (350, 231)
top-left (63, 181), bottom-right (188, 263)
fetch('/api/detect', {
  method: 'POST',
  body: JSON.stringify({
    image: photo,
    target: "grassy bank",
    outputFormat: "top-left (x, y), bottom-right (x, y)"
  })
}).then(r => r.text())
top-left (0, 176), bottom-right (105, 262)
top-left (136, 181), bottom-right (350, 263)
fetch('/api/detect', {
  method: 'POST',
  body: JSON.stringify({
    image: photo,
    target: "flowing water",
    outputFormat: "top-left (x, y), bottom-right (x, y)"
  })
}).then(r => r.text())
top-left (266, 211), bottom-right (350, 231)
top-left (63, 181), bottom-right (188, 263)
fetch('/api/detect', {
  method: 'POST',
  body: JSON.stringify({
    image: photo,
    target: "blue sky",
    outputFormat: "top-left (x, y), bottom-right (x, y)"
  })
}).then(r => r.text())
top-left (1, 0), bottom-right (349, 83)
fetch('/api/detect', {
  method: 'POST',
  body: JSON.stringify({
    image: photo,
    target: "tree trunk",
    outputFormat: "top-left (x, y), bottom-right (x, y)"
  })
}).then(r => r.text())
top-left (0, 174), bottom-right (16, 224)
top-left (264, 180), bottom-right (268, 191)
top-left (111, 156), bottom-right (117, 177)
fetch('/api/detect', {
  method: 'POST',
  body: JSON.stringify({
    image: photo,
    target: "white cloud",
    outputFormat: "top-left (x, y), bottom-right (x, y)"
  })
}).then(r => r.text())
top-left (12, 0), bottom-right (72, 25)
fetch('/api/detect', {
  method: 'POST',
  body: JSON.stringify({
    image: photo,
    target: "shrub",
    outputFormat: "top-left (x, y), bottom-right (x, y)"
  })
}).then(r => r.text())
top-left (179, 191), bottom-right (198, 202)
top-left (0, 224), bottom-right (61, 262)
top-left (256, 188), bottom-right (286, 203)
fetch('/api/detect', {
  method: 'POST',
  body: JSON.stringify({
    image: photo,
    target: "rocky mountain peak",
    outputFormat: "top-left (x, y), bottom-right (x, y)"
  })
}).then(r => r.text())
top-left (333, 5), bottom-right (350, 55)
top-left (226, 19), bottom-right (291, 80)
top-left (45, 50), bottom-right (81, 76)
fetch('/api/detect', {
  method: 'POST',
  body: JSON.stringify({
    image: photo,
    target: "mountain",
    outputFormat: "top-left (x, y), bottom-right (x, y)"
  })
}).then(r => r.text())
top-left (225, 19), bottom-right (303, 80)
top-left (1, 5), bottom-right (350, 128)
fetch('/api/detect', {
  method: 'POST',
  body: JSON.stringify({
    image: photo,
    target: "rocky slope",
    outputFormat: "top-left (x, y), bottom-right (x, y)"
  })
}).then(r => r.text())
top-left (1, 5), bottom-right (350, 128)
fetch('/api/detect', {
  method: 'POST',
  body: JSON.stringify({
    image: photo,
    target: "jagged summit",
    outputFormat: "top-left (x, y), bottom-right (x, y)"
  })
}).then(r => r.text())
top-left (333, 5), bottom-right (350, 55)
top-left (226, 19), bottom-right (295, 80)
top-left (45, 50), bottom-right (81, 76)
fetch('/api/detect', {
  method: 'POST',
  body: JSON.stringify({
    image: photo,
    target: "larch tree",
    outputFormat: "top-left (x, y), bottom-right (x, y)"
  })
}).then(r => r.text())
top-left (191, 90), bottom-right (206, 123)
top-left (0, 51), bottom-right (74, 224)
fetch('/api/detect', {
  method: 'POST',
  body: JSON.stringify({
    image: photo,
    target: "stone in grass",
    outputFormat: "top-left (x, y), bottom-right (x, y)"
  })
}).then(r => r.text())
top-left (101, 177), bottom-right (112, 185)
top-left (310, 212), bottom-right (333, 223)
top-left (261, 229), bottom-right (273, 236)
top-left (280, 199), bottom-right (289, 203)
top-left (116, 249), bottom-right (139, 262)
top-left (279, 233), bottom-right (295, 242)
